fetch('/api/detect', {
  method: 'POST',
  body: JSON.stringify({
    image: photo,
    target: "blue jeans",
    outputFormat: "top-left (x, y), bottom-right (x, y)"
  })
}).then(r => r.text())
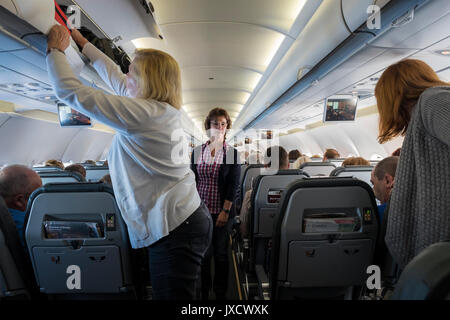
top-left (147, 203), bottom-right (212, 300)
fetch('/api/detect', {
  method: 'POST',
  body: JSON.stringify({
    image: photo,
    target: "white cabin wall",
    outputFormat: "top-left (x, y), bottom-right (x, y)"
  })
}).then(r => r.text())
top-left (279, 113), bottom-right (403, 159)
top-left (0, 113), bottom-right (113, 166)
top-left (61, 129), bottom-right (113, 163)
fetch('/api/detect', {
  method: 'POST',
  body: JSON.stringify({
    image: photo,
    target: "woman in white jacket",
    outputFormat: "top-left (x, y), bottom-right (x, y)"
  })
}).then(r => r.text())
top-left (46, 25), bottom-right (212, 300)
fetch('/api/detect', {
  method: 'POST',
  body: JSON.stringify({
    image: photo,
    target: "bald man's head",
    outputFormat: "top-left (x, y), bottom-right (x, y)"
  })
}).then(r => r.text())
top-left (0, 165), bottom-right (42, 211)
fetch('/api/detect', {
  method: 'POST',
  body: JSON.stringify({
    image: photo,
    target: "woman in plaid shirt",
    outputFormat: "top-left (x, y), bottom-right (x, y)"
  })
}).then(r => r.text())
top-left (191, 108), bottom-right (241, 300)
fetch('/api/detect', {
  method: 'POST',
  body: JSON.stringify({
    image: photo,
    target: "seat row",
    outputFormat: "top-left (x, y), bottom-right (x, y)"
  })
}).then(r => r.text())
top-left (32, 166), bottom-right (110, 184)
top-left (0, 182), bottom-right (137, 300)
top-left (233, 165), bottom-right (450, 300)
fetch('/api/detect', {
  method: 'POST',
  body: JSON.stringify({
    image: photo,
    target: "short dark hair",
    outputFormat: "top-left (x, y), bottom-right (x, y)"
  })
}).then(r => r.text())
top-left (374, 156), bottom-right (399, 180)
top-left (288, 149), bottom-right (302, 161)
top-left (265, 146), bottom-right (288, 167)
top-left (204, 108), bottom-right (232, 136)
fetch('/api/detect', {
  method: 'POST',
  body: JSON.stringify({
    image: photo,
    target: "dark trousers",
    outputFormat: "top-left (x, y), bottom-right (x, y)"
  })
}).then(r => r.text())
top-left (201, 215), bottom-right (231, 300)
top-left (147, 203), bottom-right (212, 300)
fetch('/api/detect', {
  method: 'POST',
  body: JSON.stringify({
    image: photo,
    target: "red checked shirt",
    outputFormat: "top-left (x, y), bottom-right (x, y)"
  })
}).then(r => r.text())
top-left (197, 141), bottom-right (227, 215)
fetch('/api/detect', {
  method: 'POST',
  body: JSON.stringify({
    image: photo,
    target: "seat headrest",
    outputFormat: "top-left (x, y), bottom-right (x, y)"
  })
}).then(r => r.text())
top-left (38, 171), bottom-right (85, 182)
top-left (330, 165), bottom-right (374, 176)
top-left (300, 162), bottom-right (336, 169)
top-left (27, 182), bottom-right (115, 206)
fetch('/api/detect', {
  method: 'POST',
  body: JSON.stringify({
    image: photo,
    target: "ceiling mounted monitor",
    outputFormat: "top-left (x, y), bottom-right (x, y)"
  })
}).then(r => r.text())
top-left (57, 103), bottom-right (92, 127)
top-left (323, 95), bottom-right (358, 122)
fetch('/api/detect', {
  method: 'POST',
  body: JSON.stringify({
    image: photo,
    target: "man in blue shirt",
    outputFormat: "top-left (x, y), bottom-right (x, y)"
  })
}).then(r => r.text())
top-left (370, 156), bottom-right (399, 222)
top-left (0, 165), bottom-right (42, 246)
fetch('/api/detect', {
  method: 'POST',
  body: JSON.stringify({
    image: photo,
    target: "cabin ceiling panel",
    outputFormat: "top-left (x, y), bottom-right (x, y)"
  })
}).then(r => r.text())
top-left (156, 23), bottom-right (284, 73)
top-left (183, 102), bottom-right (243, 119)
top-left (182, 89), bottom-right (250, 107)
top-left (181, 67), bottom-right (262, 93)
top-left (151, 0), bottom-right (305, 34)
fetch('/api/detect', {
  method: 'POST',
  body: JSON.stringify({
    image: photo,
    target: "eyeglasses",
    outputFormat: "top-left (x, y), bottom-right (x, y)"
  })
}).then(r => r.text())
top-left (210, 121), bottom-right (227, 128)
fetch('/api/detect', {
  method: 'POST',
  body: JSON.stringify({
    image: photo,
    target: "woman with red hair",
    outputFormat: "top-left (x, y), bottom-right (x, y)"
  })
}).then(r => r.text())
top-left (375, 59), bottom-right (450, 269)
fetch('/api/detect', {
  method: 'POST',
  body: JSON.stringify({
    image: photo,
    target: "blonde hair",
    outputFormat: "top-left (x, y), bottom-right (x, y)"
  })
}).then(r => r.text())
top-left (45, 159), bottom-right (64, 169)
top-left (292, 155), bottom-right (311, 169)
top-left (375, 59), bottom-right (449, 144)
top-left (132, 49), bottom-right (182, 109)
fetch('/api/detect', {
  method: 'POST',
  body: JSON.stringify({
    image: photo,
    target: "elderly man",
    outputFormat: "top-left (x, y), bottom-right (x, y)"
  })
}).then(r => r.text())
top-left (0, 165), bottom-right (42, 246)
top-left (370, 156), bottom-right (399, 222)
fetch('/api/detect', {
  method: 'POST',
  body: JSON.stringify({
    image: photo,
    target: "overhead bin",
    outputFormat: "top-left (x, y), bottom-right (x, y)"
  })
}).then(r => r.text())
top-left (1, 0), bottom-right (55, 34)
top-left (0, 1), bottom-right (122, 110)
top-left (73, 0), bottom-right (163, 47)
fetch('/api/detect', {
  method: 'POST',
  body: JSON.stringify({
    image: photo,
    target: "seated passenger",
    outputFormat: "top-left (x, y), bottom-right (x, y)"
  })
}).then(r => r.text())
top-left (322, 148), bottom-right (340, 162)
top-left (64, 164), bottom-right (86, 179)
top-left (239, 146), bottom-right (289, 238)
top-left (99, 174), bottom-right (112, 187)
top-left (288, 149), bottom-right (302, 163)
top-left (291, 155), bottom-right (312, 169)
top-left (0, 165), bottom-right (42, 246)
top-left (391, 148), bottom-right (401, 157)
top-left (44, 159), bottom-right (64, 169)
top-left (83, 160), bottom-right (96, 166)
top-left (375, 59), bottom-right (450, 269)
top-left (342, 157), bottom-right (370, 166)
top-left (370, 156), bottom-right (399, 222)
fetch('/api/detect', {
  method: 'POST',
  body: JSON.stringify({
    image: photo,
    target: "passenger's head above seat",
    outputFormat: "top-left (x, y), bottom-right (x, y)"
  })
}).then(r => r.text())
top-left (342, 157), bottom-right (370, 166)
top-left (99, 174), bottom-right (112, 187)
top-left (0, 165), bottom-right (42, 211)
top-left (323, 149), bottom-right (340, 161)
top-left (82, 160), bottom-right (96, 166)
top-left (64, 164), bottom-right (86, 178)
top-left (370, 156), bottom-right (399, 204)
top-left (44, 159), bottom-right (64, 170)
top-left (264, 146), bottom-right (289, 170)
top-left (291, 155), bottom-right (312, 169)
top-left (288, 149), bottom-right (302, 162)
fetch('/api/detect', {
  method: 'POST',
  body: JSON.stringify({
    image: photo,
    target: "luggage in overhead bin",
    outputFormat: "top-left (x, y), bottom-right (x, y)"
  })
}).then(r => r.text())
top-left (77, 26), bottom-right (131, 73)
